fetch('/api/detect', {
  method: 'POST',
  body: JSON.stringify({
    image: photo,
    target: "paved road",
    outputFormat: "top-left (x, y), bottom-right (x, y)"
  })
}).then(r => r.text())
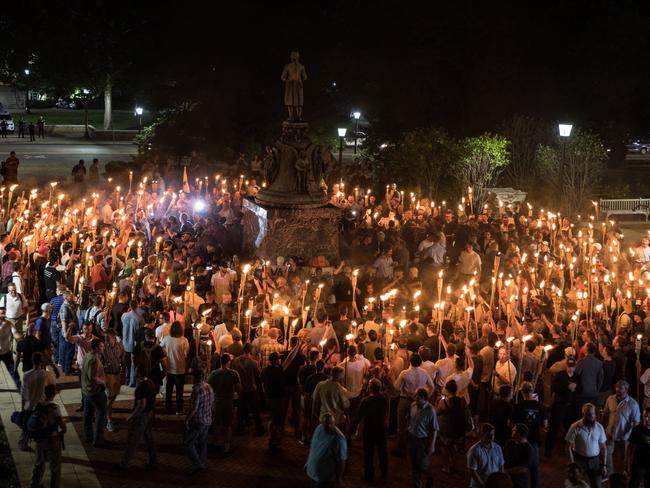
top-left (0, 137), bottom-right (137, 185)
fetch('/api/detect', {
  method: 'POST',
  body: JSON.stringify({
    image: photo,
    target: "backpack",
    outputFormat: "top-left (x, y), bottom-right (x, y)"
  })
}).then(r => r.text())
top-left (11, 403), bottom-right (58, 440)
top-left (139, 343), bottom-right (156, 377)
top-left (0, 275), bottom-right (13, 293)
top-left (85, 308), bottom-right (102, 335)
top-left (85, 307), bottom-right (101, 327)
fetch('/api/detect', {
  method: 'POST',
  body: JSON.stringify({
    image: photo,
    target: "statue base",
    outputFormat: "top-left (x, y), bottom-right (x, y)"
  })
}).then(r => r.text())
top-left (241, 198), bottom-right (340, 265)
top-left (253, 121), bottom-right (333, 208)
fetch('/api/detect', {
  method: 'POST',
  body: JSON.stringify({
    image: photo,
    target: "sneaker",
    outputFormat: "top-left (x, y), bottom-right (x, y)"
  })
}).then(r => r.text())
top-left (106, 421), bottom-right (115, 432)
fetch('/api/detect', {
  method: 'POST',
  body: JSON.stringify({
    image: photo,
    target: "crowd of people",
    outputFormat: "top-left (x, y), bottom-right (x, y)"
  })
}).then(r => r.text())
top-left (4, 158), bottom-right (650, 488)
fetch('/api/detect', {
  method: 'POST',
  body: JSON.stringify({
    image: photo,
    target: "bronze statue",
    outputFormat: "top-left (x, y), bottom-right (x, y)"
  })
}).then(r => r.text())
top-left (281, 51), bottom-right (307, 121)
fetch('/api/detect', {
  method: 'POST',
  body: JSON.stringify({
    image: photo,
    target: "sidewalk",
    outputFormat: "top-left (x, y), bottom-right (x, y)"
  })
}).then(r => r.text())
top-left (0, 367), bottom-right (105, 488)
top-left (0, 136), bottom-right (136, 146)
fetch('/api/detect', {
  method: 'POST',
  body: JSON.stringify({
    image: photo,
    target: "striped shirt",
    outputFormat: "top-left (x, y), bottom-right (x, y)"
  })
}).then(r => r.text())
top-left (49, 294), bottom-right (65, 323)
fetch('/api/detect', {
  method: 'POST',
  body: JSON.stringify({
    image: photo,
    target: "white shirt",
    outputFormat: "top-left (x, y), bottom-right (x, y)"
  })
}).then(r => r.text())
top-left (1, 292), bottom-right (27, 319)
top-left (494, 360), bottom-right (517, 390)
top-left (211, 323), bottom-right (230, 353)
top-left (338, 357), bottom-right (367, 398)
top-left (160, 335), bottom-right (189, 374)
top-left (11, 272), bottom-right (22, 294)
top-left (22, 369), bottom-right (55, 410)
top-left (636, 245), bottom-right (650, 263)
top-left (362, 320), bottom-right (380, 336)
top-left (211, 271), bottom-right (235, 303)
top-left (603, 394), bottom-right (641, 441)
top-left (458, 249), bottom-right (482, 276)
top-left (434, 355), bottom-right (458, 389)
top-left (394, 365), bottom-right (435, 397)
top-left (565, 419), bottom-right (606, 457)
top-left (421, 360), bottom-right (436, 378)
top-left (445, 368), bottom-right (473, 403)
top-left (155, 323), bottom-right (171, 342)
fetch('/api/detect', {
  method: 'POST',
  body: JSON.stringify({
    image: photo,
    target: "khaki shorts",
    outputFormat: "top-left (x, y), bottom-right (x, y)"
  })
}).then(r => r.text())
top-left (105, 373), bottom-right (122, 399)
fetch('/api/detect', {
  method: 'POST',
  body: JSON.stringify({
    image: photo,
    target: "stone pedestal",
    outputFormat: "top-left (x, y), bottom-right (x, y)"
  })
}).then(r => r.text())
top-left (242, 198), bottom-right (340, 264)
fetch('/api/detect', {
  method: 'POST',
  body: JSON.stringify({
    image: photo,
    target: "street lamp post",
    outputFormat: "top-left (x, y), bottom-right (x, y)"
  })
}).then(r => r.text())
top-left (135, 106), bottom-right (144, 133)
top-left (24, 69), bottom-right (30, 114)
top-left (83, 88), bottom-right (91, 139)
top-left (558, 123), bottom-right (573, 210)
top-left (337, 128), bottom-right (347, 167)
top-left (352, 111), bottom-right (361, 154)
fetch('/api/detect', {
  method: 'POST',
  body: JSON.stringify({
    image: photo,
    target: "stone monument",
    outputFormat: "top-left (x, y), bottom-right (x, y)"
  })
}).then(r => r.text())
top-left (241, 52), bottom-right (341, 264)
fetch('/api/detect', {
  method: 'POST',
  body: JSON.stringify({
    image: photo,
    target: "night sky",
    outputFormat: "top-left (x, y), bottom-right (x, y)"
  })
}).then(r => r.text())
top-left (4, 1), bottom-right (650, 142)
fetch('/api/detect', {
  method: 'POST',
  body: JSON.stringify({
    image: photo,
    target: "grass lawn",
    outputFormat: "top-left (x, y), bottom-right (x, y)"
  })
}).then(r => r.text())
top-left (15, 109), bottom-right (155, 130)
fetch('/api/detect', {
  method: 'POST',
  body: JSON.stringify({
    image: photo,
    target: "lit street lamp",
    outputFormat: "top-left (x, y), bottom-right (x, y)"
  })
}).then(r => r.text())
top-left (352, 111), bottom-right (361, 154)
top-left (337, 127), bottom-right (347, 167)
top-left (24, 69), bottom-right (30, 114)
top-left (135, 106), bottom-right (144, 132)
top-left (558, 123), bottom-right (573, 199)
top-left (82, 88), bottom-right (91, 139)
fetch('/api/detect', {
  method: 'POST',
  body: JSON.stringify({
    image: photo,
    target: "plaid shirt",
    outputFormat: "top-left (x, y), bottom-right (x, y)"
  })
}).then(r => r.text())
top-left (260, 341), bottom-right (283, 368)
top-left (189, 380), bottom-right (214, 426)
top-left (102, 341), bottom-right (125, 374)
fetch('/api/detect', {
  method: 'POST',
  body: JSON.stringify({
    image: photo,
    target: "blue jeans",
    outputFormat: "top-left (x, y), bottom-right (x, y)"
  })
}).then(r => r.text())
top-left (183, 424), bottom-right (209, 469)
top-left (59, 330), bottom-right (75, 373)
top-left (50, 322), bottom-right (61, 363)
top-left (83, 390), bottom-right (107, 445)
top-left (125, 352), bottom-right (136, 387)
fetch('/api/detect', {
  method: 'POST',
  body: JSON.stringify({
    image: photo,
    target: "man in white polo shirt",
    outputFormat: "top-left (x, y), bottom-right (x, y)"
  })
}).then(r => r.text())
top-left (1, 282), bottom-right (28, 339)
top-left (565, 403), bottom-right (607, 488)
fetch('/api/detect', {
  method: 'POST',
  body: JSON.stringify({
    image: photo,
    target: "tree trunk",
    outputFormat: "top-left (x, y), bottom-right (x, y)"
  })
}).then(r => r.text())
top-left (103, 74), bottom-right (112, 130)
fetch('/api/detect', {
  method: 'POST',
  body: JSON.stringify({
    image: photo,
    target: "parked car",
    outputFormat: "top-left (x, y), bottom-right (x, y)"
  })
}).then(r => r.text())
top-left (625, 138), bottom-right (650, 154)
top-left (0, 112), bottom-right (14, 134)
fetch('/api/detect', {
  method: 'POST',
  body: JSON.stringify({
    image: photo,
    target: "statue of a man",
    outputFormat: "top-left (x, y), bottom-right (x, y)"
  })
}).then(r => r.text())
top-left (281, 51), bottom-right (307, 121)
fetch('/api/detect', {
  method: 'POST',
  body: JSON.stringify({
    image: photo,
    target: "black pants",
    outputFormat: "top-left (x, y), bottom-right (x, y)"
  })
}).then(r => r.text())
top-left (478, 381), bottom-right (491, 422)
top-left (237, 390), bottom-right (264, 434)
top-left (267, 397), bottom-right (287, 448)
top-left (388, 396), bottom-right (399, 434)
top-left (363, 433), bottom-right (388, 482)
top-left (165, 373), bottom-right (186, 413)
top-left (629, 464), bottom-right (650, 488)
top-left (545, 401), bottom-right (576, 456)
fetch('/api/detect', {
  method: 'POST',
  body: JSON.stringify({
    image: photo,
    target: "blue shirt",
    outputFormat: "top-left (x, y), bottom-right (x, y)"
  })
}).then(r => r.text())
top-left (306, 424), bottom-right (348, 483)
top-left (49, 294), bottom-right (65, 323)
top-left (467, 441), bottom-right (504, 488)
top-left (121, 310), bottom-right (141, 353)
top-left (34, 316), bottom-right (51, 348)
